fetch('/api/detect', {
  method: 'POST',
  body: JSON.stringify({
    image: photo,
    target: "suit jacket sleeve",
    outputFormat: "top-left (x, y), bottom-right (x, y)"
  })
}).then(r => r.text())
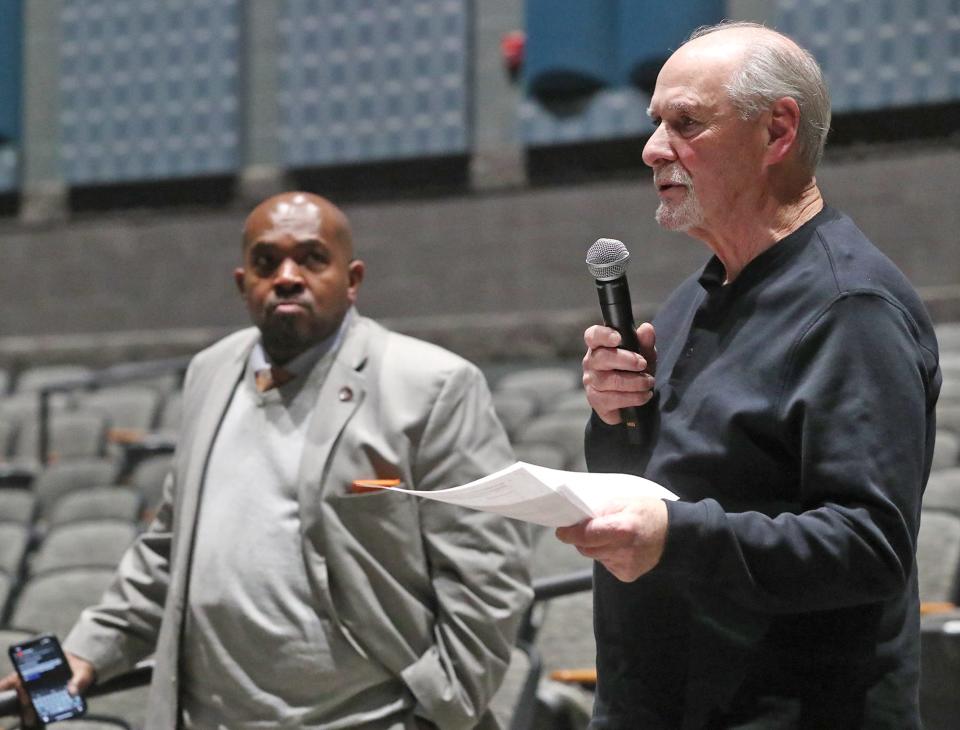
top-left (399, 361), bottom-right (535, 729)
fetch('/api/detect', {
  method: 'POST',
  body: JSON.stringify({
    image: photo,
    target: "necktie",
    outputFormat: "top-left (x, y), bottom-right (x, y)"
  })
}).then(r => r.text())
top-left (255, 366), bottom-right (295, 393)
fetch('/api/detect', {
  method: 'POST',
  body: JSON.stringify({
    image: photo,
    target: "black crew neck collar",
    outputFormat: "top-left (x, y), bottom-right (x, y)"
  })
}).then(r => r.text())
top-left (698, 205), bottom-right (836, 294)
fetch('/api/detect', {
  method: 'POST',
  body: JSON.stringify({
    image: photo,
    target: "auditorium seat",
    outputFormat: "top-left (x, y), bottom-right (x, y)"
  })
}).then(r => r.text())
top-left (29, 521), bottom-right (139, 575)
top-left (917, 510), bottom-right (960, 603)
top-left (924, 468), bottom-right (960, 516)
top-left (515, 412), bottom-right (588, 470)
top-left (494, 366), bottom-right (580, 414)
top-left (127, 453), bottom-right (174, 517)
top-left (13, 365), bottom-right (92, 394)
top-left (549, 389), bottom-right (592, 417)
top-left (513, 442), bottom-right (568, 471)
top-left (0, 572), bottom-right (11, 625)
top-left (932, 429), bottom-right (960, 470)
top-left (935, 403), bottom-right (960, 438)
top-left (0, 628), bottom-right (34, 660)
top-left (0, 489), bottom-right (36, 525)
top-left (32, 459), bottom-right (123, 516)
top-left (14, 410), bottom-right (111, 465)
top-left (935, 323), bottom-right (960, 353)
top-left (46, 486), bottom-right (144, 529)
top-left (492, 389), bottom-right (539, 440)
top-left (0, 522), bottom-right (30, 576)
top-left (156, 389), bottom-right (182, 432)
top-left (939, 379), bottom-right (960, 408)
top-left (7, 567), bottom-right (116, 640)
top-left (0, 418), bottom-right (14, 460)
top-left (77, 385), bottom-right (163, 437)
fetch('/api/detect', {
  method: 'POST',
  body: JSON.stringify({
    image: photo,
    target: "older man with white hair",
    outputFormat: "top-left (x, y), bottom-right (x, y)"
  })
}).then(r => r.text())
top-left (560, 22), bottom-right (941, 729)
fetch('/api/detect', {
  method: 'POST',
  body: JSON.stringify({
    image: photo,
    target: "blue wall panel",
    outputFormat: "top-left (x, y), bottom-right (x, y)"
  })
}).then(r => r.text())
top-left (777, 0), bottom-right (960, 112)
top-left (0, 0), bottom-right (21, 191)
top-left (278, 0), bottom-right (470, 167)
top-left (519, 87), bottom-right (653, 146)
top-left (0, 0), bottom-right (22, 144)
top-left (60, 0), bottom-right (242, 185)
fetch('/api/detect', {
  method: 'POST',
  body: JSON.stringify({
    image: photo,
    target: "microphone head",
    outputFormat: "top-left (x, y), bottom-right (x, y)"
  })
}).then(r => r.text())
top-left (586, 238), bottom-right (630, 281)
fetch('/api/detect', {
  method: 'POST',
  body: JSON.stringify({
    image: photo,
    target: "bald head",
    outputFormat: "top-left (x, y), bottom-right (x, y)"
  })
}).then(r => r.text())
top-left (243, 192), bottom-right (354, 260)
top-left (680, 22), bottom-right (831, 172)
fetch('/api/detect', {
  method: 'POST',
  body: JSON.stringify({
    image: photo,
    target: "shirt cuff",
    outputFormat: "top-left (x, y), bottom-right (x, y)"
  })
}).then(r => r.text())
top-left (659, 498), bottom-right (710, 575)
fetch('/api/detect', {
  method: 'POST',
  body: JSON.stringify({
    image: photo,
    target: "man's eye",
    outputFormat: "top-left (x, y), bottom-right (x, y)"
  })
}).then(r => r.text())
top-left (303, 251), bottom-right (328, 267)
top-left (252, 254), bottom-right (275, 271)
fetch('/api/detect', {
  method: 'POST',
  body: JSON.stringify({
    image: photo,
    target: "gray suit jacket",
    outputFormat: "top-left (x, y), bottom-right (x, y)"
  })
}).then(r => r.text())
top-left (65, 314), bottom-right (534, 729)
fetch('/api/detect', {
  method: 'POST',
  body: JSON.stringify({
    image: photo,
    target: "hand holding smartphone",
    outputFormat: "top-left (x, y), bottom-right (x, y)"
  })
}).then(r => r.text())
top-left (7, 634), bottom-right (86, 724)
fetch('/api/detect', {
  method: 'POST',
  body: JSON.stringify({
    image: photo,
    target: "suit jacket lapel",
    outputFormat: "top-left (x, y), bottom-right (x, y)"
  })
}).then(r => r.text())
top-left (296, 316), bottom-right (370, 505)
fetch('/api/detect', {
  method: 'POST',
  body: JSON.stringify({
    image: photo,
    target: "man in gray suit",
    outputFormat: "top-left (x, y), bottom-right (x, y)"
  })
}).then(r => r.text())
top-left (3, 192), bottom-right (533, 729)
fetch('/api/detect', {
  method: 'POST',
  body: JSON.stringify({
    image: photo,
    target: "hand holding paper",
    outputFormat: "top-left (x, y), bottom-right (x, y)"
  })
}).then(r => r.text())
top-left (366, 461), bottom-right (677, 528)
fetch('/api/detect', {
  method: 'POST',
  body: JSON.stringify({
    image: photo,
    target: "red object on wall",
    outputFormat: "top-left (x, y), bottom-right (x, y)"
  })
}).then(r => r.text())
top-left (501, 30), bottom-right (526, 79)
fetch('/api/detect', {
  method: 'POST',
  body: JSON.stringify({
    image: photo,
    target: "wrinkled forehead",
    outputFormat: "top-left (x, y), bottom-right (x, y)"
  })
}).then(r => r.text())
top-left (649, 39), bottom-right (744, 112)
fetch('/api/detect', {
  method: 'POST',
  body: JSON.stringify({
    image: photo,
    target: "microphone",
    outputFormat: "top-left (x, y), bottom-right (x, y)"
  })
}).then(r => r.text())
top-left (586, 237), bottom-right (642, 442)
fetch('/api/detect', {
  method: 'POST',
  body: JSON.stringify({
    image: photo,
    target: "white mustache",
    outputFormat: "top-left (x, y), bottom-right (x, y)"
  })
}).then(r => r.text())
top-left (654, 166), bottom-right (692, 187)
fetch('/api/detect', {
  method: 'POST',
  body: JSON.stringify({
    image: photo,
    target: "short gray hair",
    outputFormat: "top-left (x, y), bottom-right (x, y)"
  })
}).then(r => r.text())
top-left (688, 21), bottom-right (831, 172)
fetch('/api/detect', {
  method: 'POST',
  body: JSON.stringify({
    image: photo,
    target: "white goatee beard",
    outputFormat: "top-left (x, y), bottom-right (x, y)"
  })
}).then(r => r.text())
top-left (654, 167), bottom-right (704, 231)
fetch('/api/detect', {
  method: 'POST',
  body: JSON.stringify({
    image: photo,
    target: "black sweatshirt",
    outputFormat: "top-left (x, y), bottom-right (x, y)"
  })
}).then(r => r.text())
top-left (586, 206), bottom-right (941, 729)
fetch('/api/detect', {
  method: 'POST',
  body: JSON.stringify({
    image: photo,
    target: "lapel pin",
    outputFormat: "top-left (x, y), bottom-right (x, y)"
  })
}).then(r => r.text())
top-left (338, 386), bottom-right (354, 402)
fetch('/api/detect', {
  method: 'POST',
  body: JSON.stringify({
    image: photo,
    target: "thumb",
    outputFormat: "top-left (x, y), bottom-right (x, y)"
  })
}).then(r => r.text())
top-left (66, 654), bottom-right (96, 696)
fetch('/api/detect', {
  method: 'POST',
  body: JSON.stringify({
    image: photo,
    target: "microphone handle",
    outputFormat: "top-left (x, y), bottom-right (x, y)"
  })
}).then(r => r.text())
top-left (595, 277), bottom-right (643, 443)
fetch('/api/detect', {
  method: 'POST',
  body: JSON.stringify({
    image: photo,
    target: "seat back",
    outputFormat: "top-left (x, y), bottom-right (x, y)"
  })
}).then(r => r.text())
top-left (30, 521), bottom-right (138, 574)
top-left (14, 365), bottom-right (92, 393)
top-left (917, 509), bottom-right (960, 603)
top-left (0, 488), bottom-right (37, 525)
top-left (924, 468), bottom-right (960, 516)
top-left (33, 459), bottom-right (122, 515)
top-left (9, 567), bottom-right (117, 639)
top-left (77, 386), bottom-right (163, 432)
top-left (0, 522), bottom-right (30, 576)
top-left (47, 486), bottom-right (144, 528)
top-left (515, 413), bottom-right (588, 470)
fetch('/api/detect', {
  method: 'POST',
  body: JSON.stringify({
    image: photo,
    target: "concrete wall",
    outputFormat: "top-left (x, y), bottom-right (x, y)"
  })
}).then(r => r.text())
top-left (1, 142), bottom-right (958, 368)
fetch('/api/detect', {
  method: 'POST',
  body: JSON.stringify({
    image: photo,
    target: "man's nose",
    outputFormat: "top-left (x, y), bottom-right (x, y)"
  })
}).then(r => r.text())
top-left (642, 124), bottom-right (675, 168)
top-left (274, 258), bottom-right (304, 289)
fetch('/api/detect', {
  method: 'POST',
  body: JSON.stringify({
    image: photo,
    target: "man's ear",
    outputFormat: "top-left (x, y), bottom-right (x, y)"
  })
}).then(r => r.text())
top-left (765, 96), bottom-right (801, 166)
top-left (347, 259), bottom-right (365, 303)
top-left (233, 267), bottom-right (246, 297)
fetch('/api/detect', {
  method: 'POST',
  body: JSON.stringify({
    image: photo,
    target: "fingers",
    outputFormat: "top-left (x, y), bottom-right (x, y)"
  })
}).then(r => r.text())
top-left (583, 324), bottom-right (621, 350)
top-left (582, 363), bottom-right (655, 424)
top-left (555, 499), bottom-right (669, 582)
top-left (14, 682), bottom-right (38, 728)
top-left (637, 322), bottom-right (657, 375)
top-left (582, 324), bottom-right (657, 424)
top-left (66, 653), bottom-right (96, 696)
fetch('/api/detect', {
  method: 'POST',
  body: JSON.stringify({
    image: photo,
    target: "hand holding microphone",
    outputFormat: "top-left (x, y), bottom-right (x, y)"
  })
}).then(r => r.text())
top-left (584, 238), bottom-right (657, 440)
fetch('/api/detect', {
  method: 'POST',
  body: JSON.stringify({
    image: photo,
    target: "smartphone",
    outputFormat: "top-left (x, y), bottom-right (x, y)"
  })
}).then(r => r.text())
top-left (7, 634), bottom-right (86, 724)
